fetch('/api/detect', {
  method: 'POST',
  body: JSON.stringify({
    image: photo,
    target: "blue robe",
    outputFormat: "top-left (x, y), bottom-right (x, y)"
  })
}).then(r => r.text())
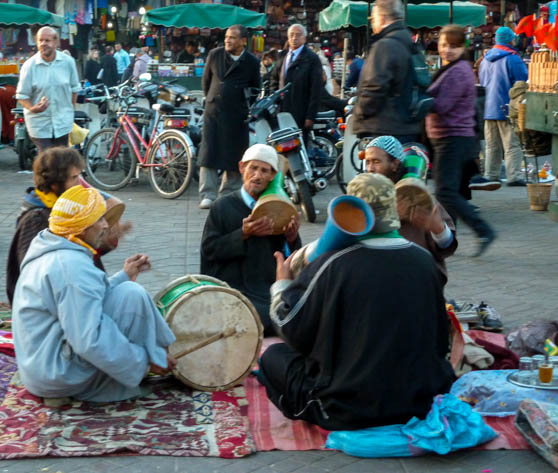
top-left (12, 229), bottom-right (176, 402)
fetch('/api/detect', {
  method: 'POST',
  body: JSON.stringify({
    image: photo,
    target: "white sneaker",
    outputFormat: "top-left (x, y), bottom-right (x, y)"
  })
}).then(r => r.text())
top-left (199, 198), bottom-right (213, 209)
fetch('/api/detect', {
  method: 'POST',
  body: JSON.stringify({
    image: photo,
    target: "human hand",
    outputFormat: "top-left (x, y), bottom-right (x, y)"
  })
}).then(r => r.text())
top-left (284, 215), bottom-right (300, 243)
top-left (242, 214), bottom-right (274, 239)
top-left (274, 251), bottom-right (294, 281)
top-left (124, 254), bottom-right (151, 281)
top-left (405, 204), bottom-right (444, 234)
top-left (304, 119), bottom-right (314, 129)
top-left (149, 354), bottom-right (177, 375)
top-left (30, 96), bottom-right (49, 113)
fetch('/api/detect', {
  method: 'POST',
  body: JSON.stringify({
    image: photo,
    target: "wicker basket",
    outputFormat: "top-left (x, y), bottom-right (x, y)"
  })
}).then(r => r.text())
top-left (527, 183), bottom-right (553, 211)
top-left (518, 102), bottom-right (526, 132)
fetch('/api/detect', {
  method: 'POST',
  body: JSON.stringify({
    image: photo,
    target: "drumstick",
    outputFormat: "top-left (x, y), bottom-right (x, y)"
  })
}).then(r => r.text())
top-left (173, 327), bottom-right (237, 360)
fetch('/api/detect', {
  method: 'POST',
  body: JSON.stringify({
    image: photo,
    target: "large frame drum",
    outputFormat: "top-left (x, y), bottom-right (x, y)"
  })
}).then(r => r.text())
top-left (154, 275), bottom-right (263, 391)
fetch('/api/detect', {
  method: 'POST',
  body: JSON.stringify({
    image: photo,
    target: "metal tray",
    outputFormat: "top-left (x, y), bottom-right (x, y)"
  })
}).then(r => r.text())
top-left (507, 372), bottom-right (558, 390)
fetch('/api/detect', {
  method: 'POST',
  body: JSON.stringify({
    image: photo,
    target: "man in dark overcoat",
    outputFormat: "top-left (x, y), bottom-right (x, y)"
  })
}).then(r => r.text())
top-left (198, 25), bottom-right (261, 209)
top-left (270, 24), bottom-right (322, 140)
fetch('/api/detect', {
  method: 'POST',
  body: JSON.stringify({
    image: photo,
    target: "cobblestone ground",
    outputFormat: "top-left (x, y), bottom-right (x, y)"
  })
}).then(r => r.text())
top-left (0, 147), bottom-right (557, 472)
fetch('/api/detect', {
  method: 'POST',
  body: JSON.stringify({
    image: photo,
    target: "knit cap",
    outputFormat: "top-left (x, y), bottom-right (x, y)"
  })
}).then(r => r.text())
top-left (366, 135), bottom-right (404, 161)
top-left (495, 27), bottom-right (515, 46)
top-left (241, 144), bottom-right (279, 172)
top-left (49, 185), bottom-right (107, 254)
top-left (347, 173), bottom-right (400, 234)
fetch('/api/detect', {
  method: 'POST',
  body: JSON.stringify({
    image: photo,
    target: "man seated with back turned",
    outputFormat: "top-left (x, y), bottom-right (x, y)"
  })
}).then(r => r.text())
top-left (258, 173), bottom-right (454, 430)
top-left (363, 136), bottom-right (457, 286)
top-left (12, 185), bottom-right (176, 403)
top-left (201, 144), bottom-right (301, 335)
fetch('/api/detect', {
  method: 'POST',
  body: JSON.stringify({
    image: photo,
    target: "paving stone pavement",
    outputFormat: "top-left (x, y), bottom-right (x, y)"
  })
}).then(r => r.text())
top-left (0, 147), bottom-right (557, 472)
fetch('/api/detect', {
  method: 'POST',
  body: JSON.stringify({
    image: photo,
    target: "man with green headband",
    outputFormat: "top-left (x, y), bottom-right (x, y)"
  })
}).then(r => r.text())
top-left (257, 173), bottom-right (454, 431)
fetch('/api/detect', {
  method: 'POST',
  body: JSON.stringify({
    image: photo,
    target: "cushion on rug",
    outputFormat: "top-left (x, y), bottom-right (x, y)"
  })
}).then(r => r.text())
top-left (0, 373), bottom-right (255, 459)
top-left (515, 399), bottom-right (558, 468)
top-left (450, 370), bottom-right (558, 417)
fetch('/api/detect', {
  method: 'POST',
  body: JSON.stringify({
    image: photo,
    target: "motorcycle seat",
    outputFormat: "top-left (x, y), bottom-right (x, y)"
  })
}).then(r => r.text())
top-left (152, 103), bottom-right (175, 114)
top-left (74, 110), bottom-right (91, 122)
top-left (315, 110), bottom-right (336, 120)
top-left (121, 106), bottom-right (153, 118)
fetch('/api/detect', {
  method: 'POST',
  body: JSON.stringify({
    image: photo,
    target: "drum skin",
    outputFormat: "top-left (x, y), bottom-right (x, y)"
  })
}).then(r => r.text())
top-left (154, 275), bottom-right (263, 391)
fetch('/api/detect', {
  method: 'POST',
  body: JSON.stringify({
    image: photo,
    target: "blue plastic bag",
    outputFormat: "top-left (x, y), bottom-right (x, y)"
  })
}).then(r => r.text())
top-left (325, 394), bottom-right (497, 458)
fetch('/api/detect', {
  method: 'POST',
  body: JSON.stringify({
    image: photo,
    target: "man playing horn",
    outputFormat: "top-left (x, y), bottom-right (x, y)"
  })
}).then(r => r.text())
top-left (12, 185), bottom-right (176, 403)
top-left (200, 144), bottom-right (301, 335)
top-left (363, 135), bottom-right (457, 285)
top-left (258, 173), bottom-right (454, 430)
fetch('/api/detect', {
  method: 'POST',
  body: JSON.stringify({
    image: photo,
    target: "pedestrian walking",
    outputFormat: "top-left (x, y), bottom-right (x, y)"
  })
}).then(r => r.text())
top-left (270, 24), bottom-right (323, 141)
top-left (114, 42), bottom-right (130, 82)
top-left (100, 45), bottom-right (118, 87)
top-left (84, 49), bottom-right (102, 85)
top-left (198, 25), bottom-right (260, 210)
top-left (15, 27), bottom-right (80, 152)
top-left (132, 47), bottom-right (151, 79)
top-left (353, 0), bottom-right (419, 143)
top-left (426, 25), bottom-right (495, 257)
top-left (476, 27), bottom-right (528, 188)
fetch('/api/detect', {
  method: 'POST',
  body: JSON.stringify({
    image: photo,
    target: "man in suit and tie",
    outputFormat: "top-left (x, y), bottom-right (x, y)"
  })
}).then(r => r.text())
top-left (198, 25), bottom-right (261, 209)
top-left (270, 24), bottom-right (323, 141)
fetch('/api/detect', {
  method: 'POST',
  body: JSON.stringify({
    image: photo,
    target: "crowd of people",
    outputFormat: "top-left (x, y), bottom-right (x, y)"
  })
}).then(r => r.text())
top-left (5, 0), bottom-right (534, 433)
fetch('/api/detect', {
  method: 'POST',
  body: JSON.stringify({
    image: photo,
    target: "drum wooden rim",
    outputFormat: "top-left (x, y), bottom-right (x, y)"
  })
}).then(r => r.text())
top-left (165, 285), bottom-right (263, 391)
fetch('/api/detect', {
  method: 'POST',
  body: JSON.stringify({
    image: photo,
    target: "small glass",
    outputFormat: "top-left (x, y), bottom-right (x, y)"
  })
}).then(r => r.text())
top-left (532, 355), bottom-right (545, 385)
top-left (517, 357), bottom-right (533, 385)
top-left (538, 358), bottom-right (554, 385)
top-left (550, 356), bottom-right (558, 385)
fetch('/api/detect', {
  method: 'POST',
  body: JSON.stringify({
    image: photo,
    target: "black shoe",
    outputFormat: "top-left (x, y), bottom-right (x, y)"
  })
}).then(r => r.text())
top-left (473, 231), bottom-right (496, 257)
top-left (469, 176), bottom-right (502, 191)
top-left (507, 179), bottom-right (526, 187)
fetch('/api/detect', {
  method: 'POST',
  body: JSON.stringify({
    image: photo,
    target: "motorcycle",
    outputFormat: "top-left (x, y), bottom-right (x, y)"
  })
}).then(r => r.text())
top-left (10, 107), bottom-right (92, 170)
top-left (248, 83), bottom-right (326, 223)
top-left (307, 110), bottom-right (342, 180)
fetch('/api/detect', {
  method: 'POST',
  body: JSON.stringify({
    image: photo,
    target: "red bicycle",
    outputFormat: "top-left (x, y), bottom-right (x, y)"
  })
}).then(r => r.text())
top-left (84, 90), bottom-right (194, 199)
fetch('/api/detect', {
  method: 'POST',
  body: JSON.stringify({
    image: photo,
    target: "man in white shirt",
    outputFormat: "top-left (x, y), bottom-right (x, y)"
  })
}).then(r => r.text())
top-left (114, 42), bottom-right (130, 81)
top-left (16, 27), bottom-right (80, 152)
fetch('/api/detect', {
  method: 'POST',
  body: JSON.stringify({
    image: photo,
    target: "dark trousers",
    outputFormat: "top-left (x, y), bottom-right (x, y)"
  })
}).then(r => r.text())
top-left (431, 136), bottom-right (492, 238)
top-left (259, 343), bottom-right (326, 427)
top-left (30, 134), bottom-right (69, 153)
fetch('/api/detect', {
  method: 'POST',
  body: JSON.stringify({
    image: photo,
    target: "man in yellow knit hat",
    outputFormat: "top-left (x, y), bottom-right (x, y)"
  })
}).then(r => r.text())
top-left (12, 185), bottom-right (176, 403)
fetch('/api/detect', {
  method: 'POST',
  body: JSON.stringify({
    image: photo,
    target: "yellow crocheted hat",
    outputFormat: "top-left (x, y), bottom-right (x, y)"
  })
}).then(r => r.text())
top-left (49, 185), bottom-right (106, 249)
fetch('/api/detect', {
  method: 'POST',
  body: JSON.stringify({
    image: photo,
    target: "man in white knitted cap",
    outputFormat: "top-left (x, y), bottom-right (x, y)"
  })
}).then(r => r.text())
top-left (200, 144), bottom-right (301, 335)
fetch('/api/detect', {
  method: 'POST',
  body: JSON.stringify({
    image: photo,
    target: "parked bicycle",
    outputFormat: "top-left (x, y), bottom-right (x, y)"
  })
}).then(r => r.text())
top-left (83, 82), bottom-right (195, 199)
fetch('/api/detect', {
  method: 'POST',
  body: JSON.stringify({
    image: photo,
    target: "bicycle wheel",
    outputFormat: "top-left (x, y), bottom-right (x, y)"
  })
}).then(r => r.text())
top-left (147, 129), bottom-right (193, 199)
top-left (309, 134), bottom-right (338, 179)
top-left (335, 153), bottom-right (347, 194)
top-left (83, 128), bottom-right (136, 191)
top-left (349, 139), bottom-right (365, 173)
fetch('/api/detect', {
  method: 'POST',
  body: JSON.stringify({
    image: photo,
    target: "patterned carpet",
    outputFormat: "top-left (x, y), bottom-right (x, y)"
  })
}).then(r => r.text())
top-left (0, 373), bottom-right (255, 459)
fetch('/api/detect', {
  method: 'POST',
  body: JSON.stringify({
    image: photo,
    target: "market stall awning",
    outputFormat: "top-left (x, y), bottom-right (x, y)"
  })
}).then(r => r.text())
top-left (143, 3), bottom-right (266, 29)
top-left (0, 3), bottom-right (64, 27)
top-left (319, 1), bottom-right (486, 32)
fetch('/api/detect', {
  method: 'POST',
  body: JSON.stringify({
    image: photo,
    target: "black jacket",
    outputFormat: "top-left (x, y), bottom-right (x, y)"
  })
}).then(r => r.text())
top-left (200, 190), bottom-right (301, 332)
top-left (84, 59), bottom-right (102, 85)
top-left (199, 47), bottom-right (260, 171)
top-left (100, 54), bottom-right (118, 87)
top-left (271, 240), bottom-right (454, 430)
top-left (353, 21), bottom-right (420, 137)
top-left (270, 45), bottom-right (323, 128)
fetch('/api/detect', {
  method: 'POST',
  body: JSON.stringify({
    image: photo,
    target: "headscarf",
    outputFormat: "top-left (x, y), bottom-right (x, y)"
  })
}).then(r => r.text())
top-left (49, 185), bottom-right (106, 254)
